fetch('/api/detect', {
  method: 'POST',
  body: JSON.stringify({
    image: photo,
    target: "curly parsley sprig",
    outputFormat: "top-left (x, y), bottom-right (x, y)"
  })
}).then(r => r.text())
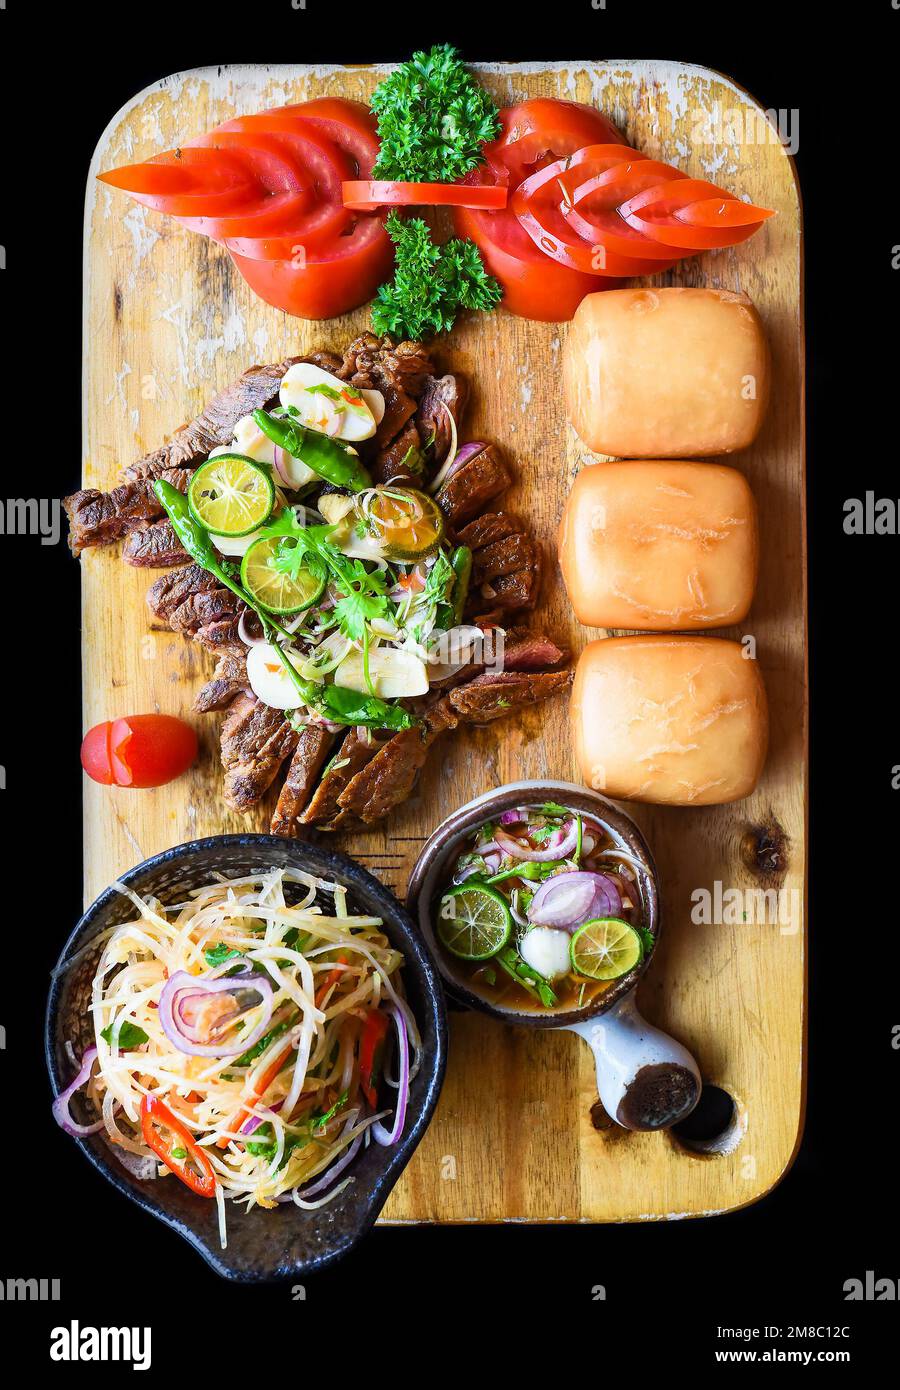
top-left (372, 213), bottom-right (501, 342)
top-left (371, 44), bottom-right (500, 183)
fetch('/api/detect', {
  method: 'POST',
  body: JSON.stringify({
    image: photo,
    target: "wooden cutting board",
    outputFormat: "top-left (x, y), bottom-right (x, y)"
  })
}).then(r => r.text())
top-left (81, 59), bottom-right (805, 1222)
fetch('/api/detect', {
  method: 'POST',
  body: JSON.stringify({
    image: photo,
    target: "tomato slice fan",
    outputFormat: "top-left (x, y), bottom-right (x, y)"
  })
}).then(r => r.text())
top-left (619, 178), bottom-right (774, 249)
top-left (97, 98), bottom-right (393, 320)
top-left (512, 155), bottom-right (678, 276)
top-left (342, 180), bottom-right (508, 211)
top-left (484, 98), bottom-right (627, 188)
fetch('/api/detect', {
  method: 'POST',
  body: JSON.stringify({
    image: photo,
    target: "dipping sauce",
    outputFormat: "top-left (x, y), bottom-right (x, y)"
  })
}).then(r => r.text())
top-left (435, 801), bottom-right (651, 1013)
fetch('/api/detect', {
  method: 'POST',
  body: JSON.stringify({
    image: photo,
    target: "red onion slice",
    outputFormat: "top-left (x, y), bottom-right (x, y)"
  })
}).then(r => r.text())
top-left (299, 1132), bottom-right (363, 1198)
top-left (496, 820), bottom-right (578, 863)
top-left (526, 871), bottom-right (598, 928)
top-left (158, 970), bottom-right (274, 1058)
top-left (372, 1006), bottom-right (409, 1147)
top-left (238, 609), bottom-right (267, 647)
top-left (52, 1045), bottom-right (104, 1137)
top-left (527, 870), bottom-right (624, 930)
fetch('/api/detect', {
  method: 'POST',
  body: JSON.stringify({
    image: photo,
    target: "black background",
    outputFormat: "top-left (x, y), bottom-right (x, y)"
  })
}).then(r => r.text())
top-left (1, 0), bottom-right (896, 1371)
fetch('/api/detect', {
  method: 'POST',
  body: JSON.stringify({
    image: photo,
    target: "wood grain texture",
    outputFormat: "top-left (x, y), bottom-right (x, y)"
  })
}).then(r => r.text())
top-left (82, 60), bottom-right (805, 1222)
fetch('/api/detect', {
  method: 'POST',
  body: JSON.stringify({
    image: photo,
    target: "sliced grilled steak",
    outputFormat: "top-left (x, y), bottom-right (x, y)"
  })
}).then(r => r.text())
top-left (220, 694), bottom-right (298, 812)
top-left (454, 511), bottom-right (521, 552)
top-left (448, 669), bottom-right (572, 724)
top-left (435, 445), bottom-right (512, 526)
top-left (339, 334), bottom-right (435, 398)
top-left (298, 728), bottom-right (388, 827)
top-left (123, 520), bottom-right (189, 568)
top-left (270, 727), bottom-right (336, 838)
top-left (65, 468), bottom-right (192, 555)
top-left (471, 533), bottom-right (535, 586)
top-left (122, 356), bottom-right (304, 484)
top-left (373, 419), bottom-right (424, 485)
top-left (194, 651), bottom-right (250, 713)
top-left (501, 630), bottom-right (569, 671)
top-left (479, 561), bottom-right (542, 614)
top-left (416, 374), bottom-right (469, 464)
top-left (146, 563), bottom-right (246, 650)
top-left (336, 698), bottom-right (458, 825)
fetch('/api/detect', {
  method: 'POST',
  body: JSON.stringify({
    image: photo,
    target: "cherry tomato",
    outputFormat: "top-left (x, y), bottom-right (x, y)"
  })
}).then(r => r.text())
top-left (341, 180), bottom-right (508, 212)
top-left (81, 715), bottom-right (198, 789)
top-left (229, 213), bottom-right (394, 319)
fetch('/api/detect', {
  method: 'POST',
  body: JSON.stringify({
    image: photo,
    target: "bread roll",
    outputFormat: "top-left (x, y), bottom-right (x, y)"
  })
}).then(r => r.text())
top-left (564, 288), bottom-right (769, 457)
top-left (558, 461), bottom-right (758, 630)
top-left (572, 636), bottom-right (768, 805)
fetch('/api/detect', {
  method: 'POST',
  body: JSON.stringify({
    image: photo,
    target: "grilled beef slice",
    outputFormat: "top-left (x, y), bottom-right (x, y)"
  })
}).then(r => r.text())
top-left (146, 563), bottom-right (246, 651)
top-left (454, 511), bottom-right (521, 552)
top-left (270, 727), bottom-right (336, 838)
top-left (194, 651), bottom-right (250, 713)
top-left (298, 728), bottom-right (389, 827)
top-left (448, 669), bottom-right (572, 724)
top-left (65, 468), bottom-right (192, 555)
top-left (415, 373), bottom-right (469, 464)
top-left (220, 694), bottom-right (298, 812)
top-left (123, 520), bottom-right (189, 568)
top-left (122, 356), bottom-right (304, 484)
top-left (336, 699), bottom-right (458, 825)
top-left (372, 419), bottom-right (424, 485)
top-left (471, 533), bottom-right (535, 586)
top-left (65, 355), bottom-right (311, 552)
top-left (435, 445), bottom-right (512, 526)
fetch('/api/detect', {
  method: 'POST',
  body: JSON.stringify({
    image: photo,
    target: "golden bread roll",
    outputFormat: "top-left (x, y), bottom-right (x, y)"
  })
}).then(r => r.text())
top-left (563, 287), bottom-right (769, 458)
top-left (571, 635), bottom-right (768, 805)
top-left (558, 460), bottom-right (758, 630)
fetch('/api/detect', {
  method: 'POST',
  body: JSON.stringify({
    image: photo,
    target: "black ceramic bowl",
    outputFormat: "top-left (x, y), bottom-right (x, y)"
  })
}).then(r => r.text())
top-left (45, 834), bottom-right (447, 1282)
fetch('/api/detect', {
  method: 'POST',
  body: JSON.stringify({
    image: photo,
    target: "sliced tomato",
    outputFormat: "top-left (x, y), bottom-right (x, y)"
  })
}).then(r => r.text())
top-left (511, 159), bottom-right (677, 276)
top-left (81, 715), bottom-right (198, 789)
top-left (342, 180), bottom-right (508, 212)
top-left (228, 98), bottom-right (380, 179)
top-left (558, 158), bottom-right (691, 261)
top-left (97, 147), bottom-right (260, 217)
top-left (454, 198), bottom-right (618, 320)
top-left (229, 213), bottom-right (394, 319)
top-left (620, 178), bottom-right (774, 249)
top-left (484, 99), bottom-right (626, 187)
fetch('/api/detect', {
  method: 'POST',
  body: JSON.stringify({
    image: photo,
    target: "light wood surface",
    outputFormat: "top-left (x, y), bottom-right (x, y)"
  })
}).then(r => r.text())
top-left (82, 59), bottom-right (805, 1221)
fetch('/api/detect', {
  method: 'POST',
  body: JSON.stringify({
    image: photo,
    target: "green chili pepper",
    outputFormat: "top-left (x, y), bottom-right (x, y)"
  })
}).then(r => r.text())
top-left (495, 946), bottom-right (558, 1009)
top-left (252, 409), bottom-right (372, 492)
top-left (295, 679), bottom-right (416, 731)
top-left (449, 545), bottom-right (472, 626)
top-left (485, 862), bottom-right (543, 885)
top-left (153, 480), bottom-right (295, 642)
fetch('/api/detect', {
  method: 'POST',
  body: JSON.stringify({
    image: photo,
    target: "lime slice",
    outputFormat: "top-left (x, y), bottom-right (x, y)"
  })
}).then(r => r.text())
top-left (569, 918), bottom-right (642, 981)
top-left (240, 535), bottom-right (326, 615)
top-left (361, 488), bottom-right (444, 562)
top-left (188, 454), bottom-right (275, 537)
top-left (437, 883), bottom-right (512, 961)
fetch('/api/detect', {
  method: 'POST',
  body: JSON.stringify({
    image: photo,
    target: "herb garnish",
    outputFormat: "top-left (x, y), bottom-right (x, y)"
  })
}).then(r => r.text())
top-left (372, 213), bottom-right (501, 342)
top-left (370, 44), bottom-right (500, 183)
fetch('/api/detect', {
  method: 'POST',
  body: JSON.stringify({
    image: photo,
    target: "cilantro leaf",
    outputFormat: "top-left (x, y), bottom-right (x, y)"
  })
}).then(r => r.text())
top-left (100, 1020), bottom-right (149, 1049)
top-left (370, 44), bottom-right (500, 183)
top-left (332, 561), bottom-right (390, 641)
top-left (372, 214), bottom-right (501, 341)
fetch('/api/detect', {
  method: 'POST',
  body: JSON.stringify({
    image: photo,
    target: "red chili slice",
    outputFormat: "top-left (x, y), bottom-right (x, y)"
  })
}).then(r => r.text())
top-left (619, 178), bottom-right (774, 249)
top-left (341, 180), bottom-right (508, 212)
top-left (140, 1094), bottom-right (216, 1198)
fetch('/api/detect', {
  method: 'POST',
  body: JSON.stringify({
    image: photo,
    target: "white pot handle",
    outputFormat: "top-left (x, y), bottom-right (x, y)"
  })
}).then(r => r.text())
top-left (565, 992), bottom-right (701, 1131)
